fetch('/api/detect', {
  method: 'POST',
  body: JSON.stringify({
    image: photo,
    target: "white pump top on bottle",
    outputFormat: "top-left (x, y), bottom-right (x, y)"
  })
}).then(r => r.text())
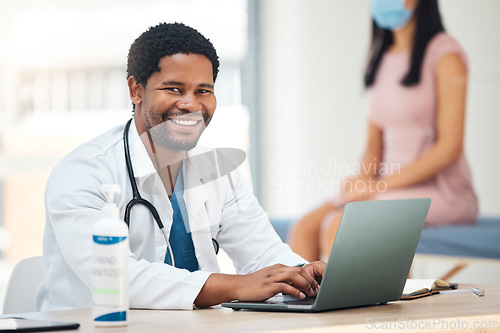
top-left (100, 184), bottom-right (121, 220)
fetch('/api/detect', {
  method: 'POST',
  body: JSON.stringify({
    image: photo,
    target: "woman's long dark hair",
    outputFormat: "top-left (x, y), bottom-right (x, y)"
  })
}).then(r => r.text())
top-left (364, 0), bottom-right (445, 88)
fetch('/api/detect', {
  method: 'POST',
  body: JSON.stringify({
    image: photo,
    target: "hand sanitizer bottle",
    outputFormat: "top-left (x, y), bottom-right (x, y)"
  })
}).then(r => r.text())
top-left (92, 184), bottom-right (129, 327)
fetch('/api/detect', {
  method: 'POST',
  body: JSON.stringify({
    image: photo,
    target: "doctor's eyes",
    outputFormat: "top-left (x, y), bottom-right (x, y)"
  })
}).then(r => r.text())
top-left (196, 89), bottom-right (213, 94)
top-left (159, 87), bottom-right (181, 93)
top-left (158, 87), bottom-right (213, 95)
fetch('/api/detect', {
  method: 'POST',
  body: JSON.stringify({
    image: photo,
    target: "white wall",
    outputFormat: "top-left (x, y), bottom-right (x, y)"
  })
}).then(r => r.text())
top-left (259, 0), bottom-right (500, 218)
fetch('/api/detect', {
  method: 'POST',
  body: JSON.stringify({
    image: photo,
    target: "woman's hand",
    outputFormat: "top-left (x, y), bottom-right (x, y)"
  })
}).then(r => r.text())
top-left (340, 176), bottom-right (381, 203)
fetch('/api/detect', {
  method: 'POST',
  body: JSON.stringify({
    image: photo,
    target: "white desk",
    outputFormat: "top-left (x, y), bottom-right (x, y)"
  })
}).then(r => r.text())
top-left (3, 284), bottom-right (500, 332)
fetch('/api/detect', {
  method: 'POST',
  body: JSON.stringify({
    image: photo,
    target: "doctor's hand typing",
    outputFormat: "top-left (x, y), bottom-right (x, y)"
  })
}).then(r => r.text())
top-left (194, 261), bottom-right (326, 308)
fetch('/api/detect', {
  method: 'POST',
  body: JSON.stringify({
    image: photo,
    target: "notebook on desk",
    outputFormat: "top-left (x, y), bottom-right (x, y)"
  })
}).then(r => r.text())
top-left (222, 198), bottom-right (431, 312)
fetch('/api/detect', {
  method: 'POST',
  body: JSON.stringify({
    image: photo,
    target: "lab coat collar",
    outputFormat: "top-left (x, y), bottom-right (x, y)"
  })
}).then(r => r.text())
top-left (128, 118), bottom-right (157, 179)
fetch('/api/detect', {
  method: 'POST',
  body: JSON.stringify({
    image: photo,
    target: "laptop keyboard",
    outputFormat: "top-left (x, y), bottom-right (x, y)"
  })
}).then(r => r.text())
top-left (265, 295), bottom-right (316, 306)
top-left (283, 297), bottom-right (316, 305)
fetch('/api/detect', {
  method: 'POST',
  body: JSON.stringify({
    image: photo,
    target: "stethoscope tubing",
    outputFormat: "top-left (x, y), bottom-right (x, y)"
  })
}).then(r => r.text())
top-left (123, 118), bottom-right (176, 267)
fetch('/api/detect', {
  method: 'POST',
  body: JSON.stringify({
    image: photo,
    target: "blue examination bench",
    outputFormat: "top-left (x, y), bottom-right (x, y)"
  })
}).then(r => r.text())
top-left (270, 216), bottom-right (500, 260)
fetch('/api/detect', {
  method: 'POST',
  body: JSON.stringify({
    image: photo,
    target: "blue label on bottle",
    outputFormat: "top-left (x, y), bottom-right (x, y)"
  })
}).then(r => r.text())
top-left (94, 311), bottom-right (127, 322)
top-left (93, 236), bottom-right (127, 245)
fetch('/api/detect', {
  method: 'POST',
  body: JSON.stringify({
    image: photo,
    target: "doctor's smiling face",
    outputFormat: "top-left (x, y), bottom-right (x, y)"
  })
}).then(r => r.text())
top-left (126, 22), bottom-right (219, 154)
top-left (129, 53), bottom-right (216, 152)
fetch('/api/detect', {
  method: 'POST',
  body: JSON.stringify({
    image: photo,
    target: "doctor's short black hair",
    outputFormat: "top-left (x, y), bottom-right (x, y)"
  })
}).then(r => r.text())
top-left (126, 22), bottom-right (220, 88)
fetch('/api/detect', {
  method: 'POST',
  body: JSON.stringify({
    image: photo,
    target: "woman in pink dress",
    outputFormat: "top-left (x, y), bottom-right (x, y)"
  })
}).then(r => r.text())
top-left (289, 0), bottom-right (478, 261)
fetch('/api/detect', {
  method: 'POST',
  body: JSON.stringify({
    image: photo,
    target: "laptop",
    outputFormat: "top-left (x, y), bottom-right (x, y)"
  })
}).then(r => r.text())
top-left (221, 198), bottom-right (431, 312)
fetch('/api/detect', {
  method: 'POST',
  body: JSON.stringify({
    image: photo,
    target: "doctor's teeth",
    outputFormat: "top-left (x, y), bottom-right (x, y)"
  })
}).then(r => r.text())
top-left (172, 119), bottom-right (198, 126)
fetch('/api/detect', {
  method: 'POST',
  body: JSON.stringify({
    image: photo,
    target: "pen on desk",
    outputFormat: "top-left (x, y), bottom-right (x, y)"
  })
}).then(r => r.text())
top-left (472, 287), bottom-right (484, 297)
top-left (439, 289), bottom-right (470, 295)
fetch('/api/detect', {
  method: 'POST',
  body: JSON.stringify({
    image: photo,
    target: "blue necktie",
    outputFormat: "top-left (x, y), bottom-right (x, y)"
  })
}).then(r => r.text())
top-left (164, 169), bottom-right (199, 272)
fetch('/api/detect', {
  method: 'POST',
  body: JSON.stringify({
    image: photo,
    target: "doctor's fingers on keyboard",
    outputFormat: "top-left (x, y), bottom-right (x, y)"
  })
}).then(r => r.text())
top-left (265, 264), bottom-right (319, 298)
top-left (303, 261), bottom-right (326, 284)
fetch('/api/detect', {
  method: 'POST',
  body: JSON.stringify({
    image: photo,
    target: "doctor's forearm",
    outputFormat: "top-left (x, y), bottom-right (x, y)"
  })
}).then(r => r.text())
top-left (194, 273), bottom-right (242, 308)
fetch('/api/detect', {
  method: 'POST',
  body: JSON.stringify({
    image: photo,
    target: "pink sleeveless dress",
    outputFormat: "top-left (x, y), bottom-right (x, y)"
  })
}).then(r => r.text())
top-left (333, 33), bottom-right (478, 226)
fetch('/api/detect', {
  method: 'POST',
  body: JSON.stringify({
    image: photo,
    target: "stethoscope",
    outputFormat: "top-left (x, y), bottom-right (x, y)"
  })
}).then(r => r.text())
top-left (122, 118), bottom-right (219, 268)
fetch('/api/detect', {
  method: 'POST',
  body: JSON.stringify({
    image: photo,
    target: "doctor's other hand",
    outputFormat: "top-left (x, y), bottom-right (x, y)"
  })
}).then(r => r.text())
top-left (194, 261), bottom-right (326, 308)
top-left (302, 261), bottom-right (325, 285)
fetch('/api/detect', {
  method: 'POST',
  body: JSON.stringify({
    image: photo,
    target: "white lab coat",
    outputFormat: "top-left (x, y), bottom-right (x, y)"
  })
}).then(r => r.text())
top-left (36, 120), bottom-right (305, 311)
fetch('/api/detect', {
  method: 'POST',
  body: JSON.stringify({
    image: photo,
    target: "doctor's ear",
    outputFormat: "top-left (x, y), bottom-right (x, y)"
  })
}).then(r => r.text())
top-left (128, 76), bottom-right (143, 106)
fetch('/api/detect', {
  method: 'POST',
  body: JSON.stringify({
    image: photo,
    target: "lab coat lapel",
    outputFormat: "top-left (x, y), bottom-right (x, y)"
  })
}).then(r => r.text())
top-left (182, 154), bottom-right (208, 232)
top-left (182, 151), bottom-right (220, 272)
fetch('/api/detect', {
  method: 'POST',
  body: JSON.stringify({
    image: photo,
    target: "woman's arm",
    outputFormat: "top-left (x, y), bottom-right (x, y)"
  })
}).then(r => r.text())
top-left (381, 53), bottom-right (467, 190)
